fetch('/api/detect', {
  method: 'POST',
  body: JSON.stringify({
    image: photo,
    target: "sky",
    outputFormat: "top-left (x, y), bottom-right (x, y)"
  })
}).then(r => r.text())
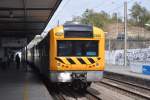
top-left (43, 0), bottom-right (150, 34)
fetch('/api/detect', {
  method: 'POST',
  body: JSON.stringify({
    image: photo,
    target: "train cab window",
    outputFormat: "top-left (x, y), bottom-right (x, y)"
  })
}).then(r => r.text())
top-left (57, 41), bottom-right (72, 56)
top-left (57, 40), bottom-right (98, 56)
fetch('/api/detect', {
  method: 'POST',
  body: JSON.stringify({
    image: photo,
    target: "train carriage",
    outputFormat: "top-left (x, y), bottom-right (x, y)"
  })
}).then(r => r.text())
top-left (24, 24), bottom-right (105, 90)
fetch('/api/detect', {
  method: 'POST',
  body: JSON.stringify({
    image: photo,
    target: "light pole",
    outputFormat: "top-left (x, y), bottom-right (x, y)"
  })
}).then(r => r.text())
top-left (124, 1), bottom-right (127, 67)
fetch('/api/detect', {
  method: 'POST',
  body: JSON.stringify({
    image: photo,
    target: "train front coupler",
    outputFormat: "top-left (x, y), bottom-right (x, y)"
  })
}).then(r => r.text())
top-left (71, 72), bottom-right (89, 90)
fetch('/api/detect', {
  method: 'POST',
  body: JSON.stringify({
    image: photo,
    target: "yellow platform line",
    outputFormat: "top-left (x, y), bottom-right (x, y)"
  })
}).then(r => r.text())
top-left (23, 77), bottom-right (29, 100)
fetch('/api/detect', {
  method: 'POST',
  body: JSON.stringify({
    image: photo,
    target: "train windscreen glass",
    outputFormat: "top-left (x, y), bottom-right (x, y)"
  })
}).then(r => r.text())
top-left (57, 40), bottom-right (98, 56)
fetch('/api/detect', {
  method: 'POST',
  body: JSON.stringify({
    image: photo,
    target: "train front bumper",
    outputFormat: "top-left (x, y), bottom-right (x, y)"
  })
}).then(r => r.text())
top-left (50, 71), bottom-right (103, 82)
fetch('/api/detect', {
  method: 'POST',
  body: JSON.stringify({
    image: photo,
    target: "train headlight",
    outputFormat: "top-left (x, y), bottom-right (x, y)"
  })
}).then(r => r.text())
top-left (56, 32), bottom-right (63, 36)
top-left (58, 72), bottom-right (71, 82)
top-left (57, 62), bottom-right (61, 66)
top-left (96, 63), bottom-right (99, 66)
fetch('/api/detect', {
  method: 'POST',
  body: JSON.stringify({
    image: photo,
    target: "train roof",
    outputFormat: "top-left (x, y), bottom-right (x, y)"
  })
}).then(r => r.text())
top-left (51, 24), bottom-right (105, 38)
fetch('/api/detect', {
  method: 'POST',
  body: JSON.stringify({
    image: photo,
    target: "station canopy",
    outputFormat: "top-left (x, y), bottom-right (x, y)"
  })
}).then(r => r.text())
top-left (0, 0), bottom-right (62, 41)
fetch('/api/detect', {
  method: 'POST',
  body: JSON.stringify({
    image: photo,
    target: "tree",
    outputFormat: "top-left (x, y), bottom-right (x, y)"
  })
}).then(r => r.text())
top-left (111, 12), bottom-right (122, 23)
top-left (112, 13), bottom-right (117, 21)
top-left (72, 9), bottom-right (123, 29)
top-left (130, 2), bottom-right (150, 26)
top-left (72, 9), bottom-right (111, 28)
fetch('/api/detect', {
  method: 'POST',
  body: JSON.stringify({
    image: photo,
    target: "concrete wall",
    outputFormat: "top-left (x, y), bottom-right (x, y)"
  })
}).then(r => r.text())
top-left (106, 48), bottom-right (150, 65)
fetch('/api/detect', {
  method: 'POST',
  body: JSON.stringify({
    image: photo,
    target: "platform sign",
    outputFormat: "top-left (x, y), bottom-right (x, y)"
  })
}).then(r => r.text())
top-left (142, 65), bottom-right (150, 75)
top-left (1, 38), bottom-right (27, 47)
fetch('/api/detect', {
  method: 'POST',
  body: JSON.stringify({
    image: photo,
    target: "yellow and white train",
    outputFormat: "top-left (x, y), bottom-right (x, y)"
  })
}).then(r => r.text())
top-left (23, 24), bottom-right (105, 90)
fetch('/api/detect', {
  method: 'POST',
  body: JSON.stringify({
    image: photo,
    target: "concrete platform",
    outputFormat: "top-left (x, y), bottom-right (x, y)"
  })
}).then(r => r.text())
top-left (105, 64), bottom-right (150, 80)
top-left (0, 63), bottom-right (53, 100)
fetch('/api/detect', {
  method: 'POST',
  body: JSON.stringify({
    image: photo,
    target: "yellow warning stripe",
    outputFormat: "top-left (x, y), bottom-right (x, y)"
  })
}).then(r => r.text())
top-left (92, 57), bottom-right (98, 62)
top-left (81, 57), bottom-right (91, 64)
top-left (57, 57), bottom-right (99, 64)
top-left (72, 57), bottom-right (81, 64)
top-left (61, 57), bottom-right (70, 64)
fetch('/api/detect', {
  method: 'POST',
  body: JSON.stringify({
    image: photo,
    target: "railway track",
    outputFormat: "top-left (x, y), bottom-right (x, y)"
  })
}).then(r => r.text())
top-left (42, 73), bottom-right (102, 100)
top-left (86, 88), bottom-right (102, 100)
top-left (104, 76), bottom-right (150, 93)
top-left (49, 85), bottom-right (102, 100)
top-left (98, 77), bottom-right (150, 100)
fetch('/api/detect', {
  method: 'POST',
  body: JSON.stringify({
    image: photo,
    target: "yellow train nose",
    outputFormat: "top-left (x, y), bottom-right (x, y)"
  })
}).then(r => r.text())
top-left (55, 57), bottom-right (102, 71)
top-left (56, 57), bottom-right (100, 65)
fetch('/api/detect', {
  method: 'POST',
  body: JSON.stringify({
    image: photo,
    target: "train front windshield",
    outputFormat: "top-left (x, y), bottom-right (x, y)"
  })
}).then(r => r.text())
top-left (57, 40), bottom-right (98, 56)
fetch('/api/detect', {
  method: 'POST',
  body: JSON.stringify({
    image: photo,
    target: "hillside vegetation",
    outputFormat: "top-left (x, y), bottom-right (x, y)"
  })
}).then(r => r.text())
top-left (72, 2), bottom-right (150, 40)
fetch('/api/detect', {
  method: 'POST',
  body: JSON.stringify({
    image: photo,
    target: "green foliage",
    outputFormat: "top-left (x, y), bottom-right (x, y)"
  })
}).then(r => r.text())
top-left (72, 2), bottom-right (150, 29)
top-left (129, 2), bottom-right (150, 27)
top-left (111, 12), bottom-right (122, 23)
top-left (81, 9), bottom-right (109, 28)
top-left (73, 9), bottom-right (113, 28)
top-left (73, 9), bottom-right (120, 28)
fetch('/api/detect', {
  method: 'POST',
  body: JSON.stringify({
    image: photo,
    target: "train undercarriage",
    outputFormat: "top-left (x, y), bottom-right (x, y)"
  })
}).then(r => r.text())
top-left (50, 71), bottom-right (103, 90)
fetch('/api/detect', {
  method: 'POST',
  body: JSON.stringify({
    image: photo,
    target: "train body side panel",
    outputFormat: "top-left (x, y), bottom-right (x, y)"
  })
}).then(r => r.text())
top-left (50, 29), bottom-right (56, 71)
top-left (50, 26), bottom-right (64, 71)
top-left (32, 34), bottom-right (50, 77)
top-left (93, 27), bottom-right (105, 71)
top-left (39, 34), bottom-right (50, 77)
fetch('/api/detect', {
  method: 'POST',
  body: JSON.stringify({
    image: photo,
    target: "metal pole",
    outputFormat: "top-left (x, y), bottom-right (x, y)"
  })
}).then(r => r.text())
top-left (117, 12), bottom-right (119, 35)
top-left (124, 1), bottom-right (127, 67)
top-left (25, 46), bottom-right (27, 62)
top-left (109, 37), bottom-right (111, 64)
